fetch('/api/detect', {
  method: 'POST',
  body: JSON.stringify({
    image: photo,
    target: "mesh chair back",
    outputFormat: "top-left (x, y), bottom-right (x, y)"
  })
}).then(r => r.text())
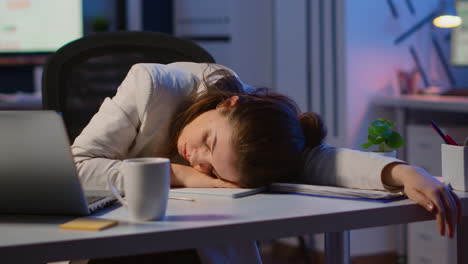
top-left (42, 31), bottom-right (215, 141)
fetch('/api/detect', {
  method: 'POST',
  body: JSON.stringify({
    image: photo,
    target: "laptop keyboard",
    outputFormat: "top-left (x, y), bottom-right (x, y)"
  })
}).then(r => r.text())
top-left (85, 196), bottom-right (106, 204)
top-left (85, 195), bottom-right (117, 213)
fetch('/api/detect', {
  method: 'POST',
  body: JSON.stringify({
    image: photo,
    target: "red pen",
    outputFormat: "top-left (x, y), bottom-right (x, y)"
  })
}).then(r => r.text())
top-left (430, 120), bottom-right (459, 146)
top-left (445, 135), bottom-right (458, 146)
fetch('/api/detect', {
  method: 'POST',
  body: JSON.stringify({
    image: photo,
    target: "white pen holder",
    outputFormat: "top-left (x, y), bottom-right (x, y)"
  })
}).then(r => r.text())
top-left (441, 144), bottom-right (468, 192)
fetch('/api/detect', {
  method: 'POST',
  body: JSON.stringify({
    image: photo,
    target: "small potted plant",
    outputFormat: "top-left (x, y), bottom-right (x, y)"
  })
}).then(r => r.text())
top-left (92, 16), bottom-right (110, 32)
top-left (361, 118), bottom-right (405, 157)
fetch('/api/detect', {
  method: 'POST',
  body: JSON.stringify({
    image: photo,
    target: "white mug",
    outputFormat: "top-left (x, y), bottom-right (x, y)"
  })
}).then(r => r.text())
top-left (108, 157), bottom-right (170, 221)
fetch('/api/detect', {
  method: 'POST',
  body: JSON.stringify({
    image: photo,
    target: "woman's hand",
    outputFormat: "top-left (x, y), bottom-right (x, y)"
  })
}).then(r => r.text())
top-left (382, 163), bottom-right (461, 238)
top-left (170, 163), bottom-right (239, 188)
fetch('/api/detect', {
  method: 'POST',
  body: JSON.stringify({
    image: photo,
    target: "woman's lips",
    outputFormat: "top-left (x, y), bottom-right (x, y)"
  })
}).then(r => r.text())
top-left (183, 143), bottom-right (188, 161)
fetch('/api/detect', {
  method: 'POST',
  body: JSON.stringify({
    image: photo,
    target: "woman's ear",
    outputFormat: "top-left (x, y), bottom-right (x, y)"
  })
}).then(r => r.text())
top-left (217, 96), bottom-right (239, 109)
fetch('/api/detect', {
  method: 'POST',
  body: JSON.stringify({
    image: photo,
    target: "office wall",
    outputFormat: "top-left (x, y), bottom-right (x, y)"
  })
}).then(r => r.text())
top-left (173, 0), bottom-right (273, 88)
top-left (273, 0), bottom-right (309, 112)
top-left (273, 0), bottom-right (445, 150)
top-left (330, 0), bottom-right (442, 257)
top-left (345, 0), bottom-right (439, 149)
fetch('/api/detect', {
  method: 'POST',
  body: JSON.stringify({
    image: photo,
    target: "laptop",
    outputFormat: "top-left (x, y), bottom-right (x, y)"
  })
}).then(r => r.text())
top-left (0, 111), bottom-right (115, 215)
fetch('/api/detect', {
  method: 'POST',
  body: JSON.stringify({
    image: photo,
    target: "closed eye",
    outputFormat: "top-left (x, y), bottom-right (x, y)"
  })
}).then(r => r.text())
top-left (202, 132), bottom-right (210, 150)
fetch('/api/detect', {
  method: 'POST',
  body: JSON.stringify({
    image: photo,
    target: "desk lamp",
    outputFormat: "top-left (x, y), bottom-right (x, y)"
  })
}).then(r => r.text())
top-left (433, 0), bottom-right (462, 28)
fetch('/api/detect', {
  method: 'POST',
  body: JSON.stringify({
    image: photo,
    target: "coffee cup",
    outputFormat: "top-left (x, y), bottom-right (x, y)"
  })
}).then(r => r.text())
top-left (108, 157), bottom-right (170, 221)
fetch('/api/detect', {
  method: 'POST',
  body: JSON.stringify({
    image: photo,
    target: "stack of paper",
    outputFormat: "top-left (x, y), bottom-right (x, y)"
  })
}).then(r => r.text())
top-left (170, 186), bottom-right (267, 198)
top-left (269, 183), bottom-right (404, 200)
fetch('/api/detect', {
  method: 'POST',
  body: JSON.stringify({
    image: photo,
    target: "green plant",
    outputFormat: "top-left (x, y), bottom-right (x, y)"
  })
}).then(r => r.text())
top-left (92, 16), bottom-right (110, 32)
top-left (361, 118), bottom-right (405, 152)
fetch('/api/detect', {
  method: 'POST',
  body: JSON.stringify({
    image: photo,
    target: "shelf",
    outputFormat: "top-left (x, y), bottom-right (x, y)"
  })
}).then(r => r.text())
top-left (0, 55), bottom-right (49, 66)
top-left (0, 93), bottom-right (42, 110)
top-left (373, 94), bottom-right (468, 113)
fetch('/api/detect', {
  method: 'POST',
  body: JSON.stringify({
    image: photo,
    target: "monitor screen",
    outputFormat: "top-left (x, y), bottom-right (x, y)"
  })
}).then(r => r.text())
top-left (451, 1), bottom-right (468, 66)
top-left (0, 0), bottom-right (83, 54)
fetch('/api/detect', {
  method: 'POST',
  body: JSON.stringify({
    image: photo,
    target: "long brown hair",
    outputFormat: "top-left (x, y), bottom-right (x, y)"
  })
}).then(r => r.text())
top-left (164, 69), bottom-right (326, 187)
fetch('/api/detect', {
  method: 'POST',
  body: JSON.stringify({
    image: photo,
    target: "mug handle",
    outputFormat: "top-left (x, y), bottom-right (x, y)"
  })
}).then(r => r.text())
top-left (107, 167), bottom-right (127, 207)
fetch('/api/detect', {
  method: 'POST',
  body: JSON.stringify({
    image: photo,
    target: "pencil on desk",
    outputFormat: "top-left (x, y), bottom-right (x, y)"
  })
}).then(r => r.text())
top-left (169, 196), bottom-right (196, 202)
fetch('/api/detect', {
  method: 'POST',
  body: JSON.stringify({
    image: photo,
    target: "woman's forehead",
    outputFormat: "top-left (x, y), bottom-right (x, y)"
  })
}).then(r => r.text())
top-left (211, 115), bottom-right (240, 182)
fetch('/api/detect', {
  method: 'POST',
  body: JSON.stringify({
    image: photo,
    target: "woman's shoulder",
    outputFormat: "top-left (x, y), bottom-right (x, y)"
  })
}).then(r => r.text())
top-left (134, 62), bottom-right (229, 80)
top-left (167, 62), bottom-right (256, 93)
top-left (121, 63), bottom-right (200, 97)
top-left (132, 63), bottom-right (200, 84)
top-left (128, 62), bottom-right (252, 95)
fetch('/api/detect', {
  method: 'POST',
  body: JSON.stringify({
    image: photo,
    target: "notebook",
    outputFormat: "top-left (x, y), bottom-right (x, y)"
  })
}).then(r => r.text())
top-left (269, 183), bottom-right (405, 202)
top-left (0, 111), bottom-right (115, 215)
top-left (170, 186), bottom-right (267, 198)
top-left (170, 184), bottom-right (404, 202)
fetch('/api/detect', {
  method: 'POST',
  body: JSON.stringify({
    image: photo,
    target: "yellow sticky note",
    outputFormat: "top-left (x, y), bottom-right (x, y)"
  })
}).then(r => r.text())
top-left (59, 218), bottom-right (118, 231)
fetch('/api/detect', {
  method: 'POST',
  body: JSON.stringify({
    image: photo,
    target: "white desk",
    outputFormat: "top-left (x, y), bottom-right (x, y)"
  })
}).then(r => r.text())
top-left (1, 192), bottom-right (467, 264)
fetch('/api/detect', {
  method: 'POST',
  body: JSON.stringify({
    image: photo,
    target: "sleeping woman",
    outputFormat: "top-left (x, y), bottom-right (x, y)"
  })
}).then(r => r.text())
top-left (72, 62), bottom-right (460, 264)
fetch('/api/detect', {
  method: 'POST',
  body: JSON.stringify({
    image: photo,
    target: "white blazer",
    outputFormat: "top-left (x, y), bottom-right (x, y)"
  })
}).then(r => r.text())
top-left (71, 62), bottom-right (402, 264)
top-left (72, 62), bottom-right (223, 190)
top-left (71, 62), bottom-right (402, 192)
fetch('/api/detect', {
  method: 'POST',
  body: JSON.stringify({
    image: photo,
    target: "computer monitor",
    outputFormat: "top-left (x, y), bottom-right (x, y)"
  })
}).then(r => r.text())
top-left (451, 1), bottom-right (468, 66)
top-left (0, 0), bottom-right (83, 55)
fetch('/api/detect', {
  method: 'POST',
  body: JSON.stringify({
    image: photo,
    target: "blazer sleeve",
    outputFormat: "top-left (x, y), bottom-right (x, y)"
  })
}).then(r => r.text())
top-left (71, 63), bottom-right (198, 191)
top-left (301, 145), bottom-right (405, 191)
top-left (71, 64), bottom-right (154, 191)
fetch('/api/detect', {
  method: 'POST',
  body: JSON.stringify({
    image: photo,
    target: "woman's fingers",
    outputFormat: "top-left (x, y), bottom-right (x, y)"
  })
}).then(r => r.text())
top-left (423, 185), bottom-right (460, 238)
top-left (407, 189), bottom-right (434, 212)
top-left (390, 165), bottom-right (461, 238)
top-left (445, 191), bottom-right (459, 237)
top-left (453, 190), bottom-right (462, 223)
top-left (406, 188), bottom-right (446, 236)
top-left (432, 194), bottom-right (446, 236)
top-left (443, 187), bottom-right (462, 237)
top-left (428, 184), bottom-right (460, 238)
top-left (414, 190), bottom-right (446, 236)
top-left (414, 186), bottom-right (446, 236)
top-left (439, 189), bottom-right (456, 237)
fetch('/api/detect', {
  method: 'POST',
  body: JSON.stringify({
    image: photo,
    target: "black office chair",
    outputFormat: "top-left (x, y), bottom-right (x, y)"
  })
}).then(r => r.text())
top-left (42, 31), bottom-right (215, 141)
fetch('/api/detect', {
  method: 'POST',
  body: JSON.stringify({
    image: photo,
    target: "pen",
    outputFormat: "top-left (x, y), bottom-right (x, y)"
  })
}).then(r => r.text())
top-left (430, 120), bottom-right (458, 146)
top-left (445, 135), bottom-right (458, 146)
top-left (169, 196), bottom-right (196, 202)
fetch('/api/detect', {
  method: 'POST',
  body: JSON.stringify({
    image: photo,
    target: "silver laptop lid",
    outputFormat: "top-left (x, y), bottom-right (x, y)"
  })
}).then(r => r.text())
top-left (0, 111), bottom-right (89, 215)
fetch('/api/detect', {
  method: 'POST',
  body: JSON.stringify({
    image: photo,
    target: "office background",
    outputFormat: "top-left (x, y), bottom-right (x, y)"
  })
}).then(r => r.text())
top-left (1, 0), bottom-right (467, 263)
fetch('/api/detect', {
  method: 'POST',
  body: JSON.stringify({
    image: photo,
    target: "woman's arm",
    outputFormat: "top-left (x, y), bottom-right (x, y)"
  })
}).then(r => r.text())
top-left (72, 63), bottom-right (199, 191)
top-left (72, 64), bottom-right (152, 191)
top-left (302, 145), bottom-right (461, 238)
top-left (170, 163), bottom-right (238, 188)
top-left (301, 145), bottom-right (403, 189)
top-left (382, 163), bottom-right (461, 238)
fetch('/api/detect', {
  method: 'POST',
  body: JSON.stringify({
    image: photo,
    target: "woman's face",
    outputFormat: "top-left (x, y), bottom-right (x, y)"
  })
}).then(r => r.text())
top-left (177, 107), bottom-right (240, 183)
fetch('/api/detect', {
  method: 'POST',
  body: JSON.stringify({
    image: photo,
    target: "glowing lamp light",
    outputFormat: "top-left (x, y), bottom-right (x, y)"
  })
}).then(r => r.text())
top-left (433, 15), bottom-right (462, 28)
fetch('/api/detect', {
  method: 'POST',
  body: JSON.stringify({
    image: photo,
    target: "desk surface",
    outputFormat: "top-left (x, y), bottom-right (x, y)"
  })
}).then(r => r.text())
top-left (1, 192), bottom-right (468, 263)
